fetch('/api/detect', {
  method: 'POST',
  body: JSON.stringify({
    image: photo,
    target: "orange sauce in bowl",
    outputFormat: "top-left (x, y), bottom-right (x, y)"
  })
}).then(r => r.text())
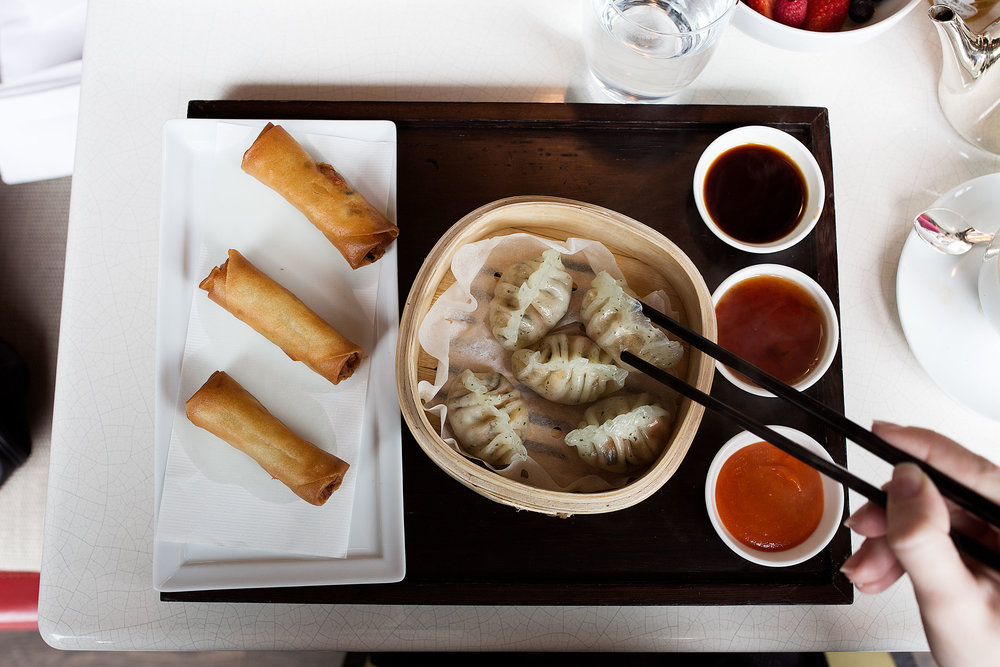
top-left (715, 441), bottom-right (824, 552)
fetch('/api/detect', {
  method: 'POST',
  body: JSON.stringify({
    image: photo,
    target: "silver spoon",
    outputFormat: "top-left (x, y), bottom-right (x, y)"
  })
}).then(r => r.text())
top-left (913, 207), bottom-right (994, 255)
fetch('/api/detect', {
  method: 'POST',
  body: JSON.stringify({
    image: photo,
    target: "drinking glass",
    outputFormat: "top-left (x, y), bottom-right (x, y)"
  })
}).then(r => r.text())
top-left (582, 0), bottom-right (737, 102)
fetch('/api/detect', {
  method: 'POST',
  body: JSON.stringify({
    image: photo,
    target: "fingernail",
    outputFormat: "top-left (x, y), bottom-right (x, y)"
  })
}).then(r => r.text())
top-left (842, 515), bottom-right (856, 530)
top-left (890, 462), bottom-right (924, 499)
top-left (839, 551), bottom-right (859, 577)
top-left (872, 420), bottom-right (899, 430)
top-left (854, 580), bottom-right (876, 594)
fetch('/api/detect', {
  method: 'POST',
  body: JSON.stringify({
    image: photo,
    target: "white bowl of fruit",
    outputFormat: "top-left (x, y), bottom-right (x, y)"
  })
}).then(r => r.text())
top-left (734, 0), bottom-right (921, 50)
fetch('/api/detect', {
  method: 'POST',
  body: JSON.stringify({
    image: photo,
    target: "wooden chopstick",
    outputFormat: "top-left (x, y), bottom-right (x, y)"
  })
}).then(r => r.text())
top-left (621, 305), bottom-right (1000, 572)
top-left (637, 300), bottom-right (1000, 529)
top-left (621, 350), bottom-right (887, 505)
top-left (620, 350), bottom-right (1000, 572)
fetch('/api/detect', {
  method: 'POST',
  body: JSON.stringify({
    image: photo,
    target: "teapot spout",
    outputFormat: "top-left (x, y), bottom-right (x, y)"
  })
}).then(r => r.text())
top-left (929, 4), bottom-right (1000, 83)
top-left (930, 4), bottom-right (1000, 154)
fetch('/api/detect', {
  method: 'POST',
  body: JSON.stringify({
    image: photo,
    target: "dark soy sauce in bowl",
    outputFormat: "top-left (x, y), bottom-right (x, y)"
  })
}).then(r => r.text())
top-left (703, 144), bottom-right (806, 245)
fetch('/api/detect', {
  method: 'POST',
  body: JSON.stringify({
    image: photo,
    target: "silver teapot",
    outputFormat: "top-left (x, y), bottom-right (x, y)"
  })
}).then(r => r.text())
top-left (930, 4), bottom-right (1000, 154)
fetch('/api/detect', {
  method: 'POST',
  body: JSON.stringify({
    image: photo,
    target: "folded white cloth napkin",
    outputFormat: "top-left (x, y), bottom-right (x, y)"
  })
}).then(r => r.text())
top-left (0, 0), bottom-right (86, 184)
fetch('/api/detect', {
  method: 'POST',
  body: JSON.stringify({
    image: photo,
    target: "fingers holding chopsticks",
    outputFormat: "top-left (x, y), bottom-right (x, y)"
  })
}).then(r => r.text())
top-left (847, 421), bottom-right (1000, 549)
top-left (870, 421), bottom-right (1000, 500)
top-left (881, 463), bottom-right (981, 595)
top-left (842, 422), bottom-right (1000, 667)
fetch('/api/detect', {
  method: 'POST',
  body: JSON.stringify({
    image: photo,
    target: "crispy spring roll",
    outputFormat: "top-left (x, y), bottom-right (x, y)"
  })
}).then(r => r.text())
top-left (241, 123), bottom-right (399, 269)
top-left (187, 371), bottom-right (349, 505)
top-left (200, 249), bottom-right (361, 385)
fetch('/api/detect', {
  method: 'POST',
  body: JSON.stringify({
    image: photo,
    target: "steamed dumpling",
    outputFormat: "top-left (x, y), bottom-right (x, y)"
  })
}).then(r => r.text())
top-left (489, 249), bottom-right (573, 350)
top-left (565, 393), bottom-right (672, 473)
top-left (511, 333), bottom-right (627, 405)
top-left (445, 369), bottom-right (529, 468)
top-left (580, 271), bottom-right (683, 372)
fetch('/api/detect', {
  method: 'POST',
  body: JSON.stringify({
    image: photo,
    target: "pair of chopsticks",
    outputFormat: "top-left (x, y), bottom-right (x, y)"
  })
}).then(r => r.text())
top-left (620, 301), bottom-right (1000, 572)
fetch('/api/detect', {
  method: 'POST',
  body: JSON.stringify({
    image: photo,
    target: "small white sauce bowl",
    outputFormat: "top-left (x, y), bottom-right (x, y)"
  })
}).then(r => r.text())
top-left (693, 125), bottom-right (825, 254)
top-left (712, 263), bottom-right (839, 397)
top-left (705, 426), bottom-right (845, 567)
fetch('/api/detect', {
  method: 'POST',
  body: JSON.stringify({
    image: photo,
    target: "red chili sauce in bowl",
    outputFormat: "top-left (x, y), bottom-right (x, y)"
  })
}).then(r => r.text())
top-left (714, 441), bottom-right (824, 552)
top-left (715, 274), bottom-right (826, 387)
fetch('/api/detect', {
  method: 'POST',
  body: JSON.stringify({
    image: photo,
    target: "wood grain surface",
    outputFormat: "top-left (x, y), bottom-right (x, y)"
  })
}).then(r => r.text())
top-left (169, 101), bottom-right (851, 606)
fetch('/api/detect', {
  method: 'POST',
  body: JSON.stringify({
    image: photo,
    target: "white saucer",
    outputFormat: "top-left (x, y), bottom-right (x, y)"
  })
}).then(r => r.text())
top-left (896, 173), bottom-right (1000, 423)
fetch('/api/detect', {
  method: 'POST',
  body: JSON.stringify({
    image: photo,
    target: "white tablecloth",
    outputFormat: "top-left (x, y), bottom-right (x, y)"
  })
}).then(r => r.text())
top-left (38, 0), bottom-right (1000, 652)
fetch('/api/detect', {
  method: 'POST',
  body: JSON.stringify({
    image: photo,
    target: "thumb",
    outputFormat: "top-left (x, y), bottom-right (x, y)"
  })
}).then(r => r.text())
top-left (886, 463), bottom-right (978, 608)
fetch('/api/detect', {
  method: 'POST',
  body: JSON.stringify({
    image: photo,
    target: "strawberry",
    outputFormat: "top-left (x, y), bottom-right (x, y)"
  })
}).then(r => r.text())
top-left (803, 0), bottom-right (848, 31)
top-left (774, 0), bottom-right (808, 28)
top-left (743, 0), bottom-right (776, 20)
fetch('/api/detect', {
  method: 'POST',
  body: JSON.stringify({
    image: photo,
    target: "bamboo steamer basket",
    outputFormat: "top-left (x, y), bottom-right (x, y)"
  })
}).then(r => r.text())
top-left (396, 196), bottom-right (717, 517)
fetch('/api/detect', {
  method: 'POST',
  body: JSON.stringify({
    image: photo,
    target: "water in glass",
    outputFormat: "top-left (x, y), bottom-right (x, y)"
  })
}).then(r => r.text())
top-left (583, 0), bottom-right (733, 101)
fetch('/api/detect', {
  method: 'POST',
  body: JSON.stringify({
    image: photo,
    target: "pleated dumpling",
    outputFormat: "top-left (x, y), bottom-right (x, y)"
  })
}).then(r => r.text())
top-left (564, 393), bottom-right (672, 473)
top-left (580, 271), bottom-right (683, 372)
top-left (489, 249), bottom-right (573, 351)
top-left (511, 333), bottom-right (627, 405)
top-left (445, 369), bottom-right (529, 468)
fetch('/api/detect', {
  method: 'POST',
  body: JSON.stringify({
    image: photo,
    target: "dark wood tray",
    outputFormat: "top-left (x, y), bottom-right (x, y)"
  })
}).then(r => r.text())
top-left (169, 101), bottom-right (851, 606)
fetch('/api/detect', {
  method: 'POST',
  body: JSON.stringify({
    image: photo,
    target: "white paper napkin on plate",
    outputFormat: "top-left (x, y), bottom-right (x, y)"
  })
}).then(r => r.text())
top-left (155, 121), bottom-right (394, 558)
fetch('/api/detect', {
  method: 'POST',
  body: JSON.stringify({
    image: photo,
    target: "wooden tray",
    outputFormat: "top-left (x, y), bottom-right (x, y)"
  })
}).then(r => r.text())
top-left (170, 101), bottom-right (851, 606)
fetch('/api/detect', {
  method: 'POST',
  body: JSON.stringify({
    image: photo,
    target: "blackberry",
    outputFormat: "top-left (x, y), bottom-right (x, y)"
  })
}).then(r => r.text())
top-left (849, 0), bottom-right (875, 23)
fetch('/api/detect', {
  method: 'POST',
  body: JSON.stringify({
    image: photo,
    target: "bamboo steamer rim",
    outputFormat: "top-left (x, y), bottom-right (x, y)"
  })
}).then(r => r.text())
top-left (395, 196), bottom-right (717, 517)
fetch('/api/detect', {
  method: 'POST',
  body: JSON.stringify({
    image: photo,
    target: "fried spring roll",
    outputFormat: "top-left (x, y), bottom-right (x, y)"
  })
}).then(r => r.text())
top-left (200, 249), bottom-right (361, 385)
top-left (186, 371), bottom-right (349, 505)
top-left (241, 123), bottom-right (399, 269)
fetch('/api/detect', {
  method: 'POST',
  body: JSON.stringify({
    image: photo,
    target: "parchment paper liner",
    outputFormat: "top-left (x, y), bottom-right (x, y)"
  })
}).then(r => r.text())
top-left (416, 233), bottom-right (687, 492)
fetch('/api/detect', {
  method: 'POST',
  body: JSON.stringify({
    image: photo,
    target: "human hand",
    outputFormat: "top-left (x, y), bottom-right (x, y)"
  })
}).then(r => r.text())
top-left (840, 421), bottom-right (1000, 667)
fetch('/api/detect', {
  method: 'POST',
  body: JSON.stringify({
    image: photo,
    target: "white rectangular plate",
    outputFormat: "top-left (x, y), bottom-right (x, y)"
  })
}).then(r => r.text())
top-left (152, 118), bottom-right (404, 592)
